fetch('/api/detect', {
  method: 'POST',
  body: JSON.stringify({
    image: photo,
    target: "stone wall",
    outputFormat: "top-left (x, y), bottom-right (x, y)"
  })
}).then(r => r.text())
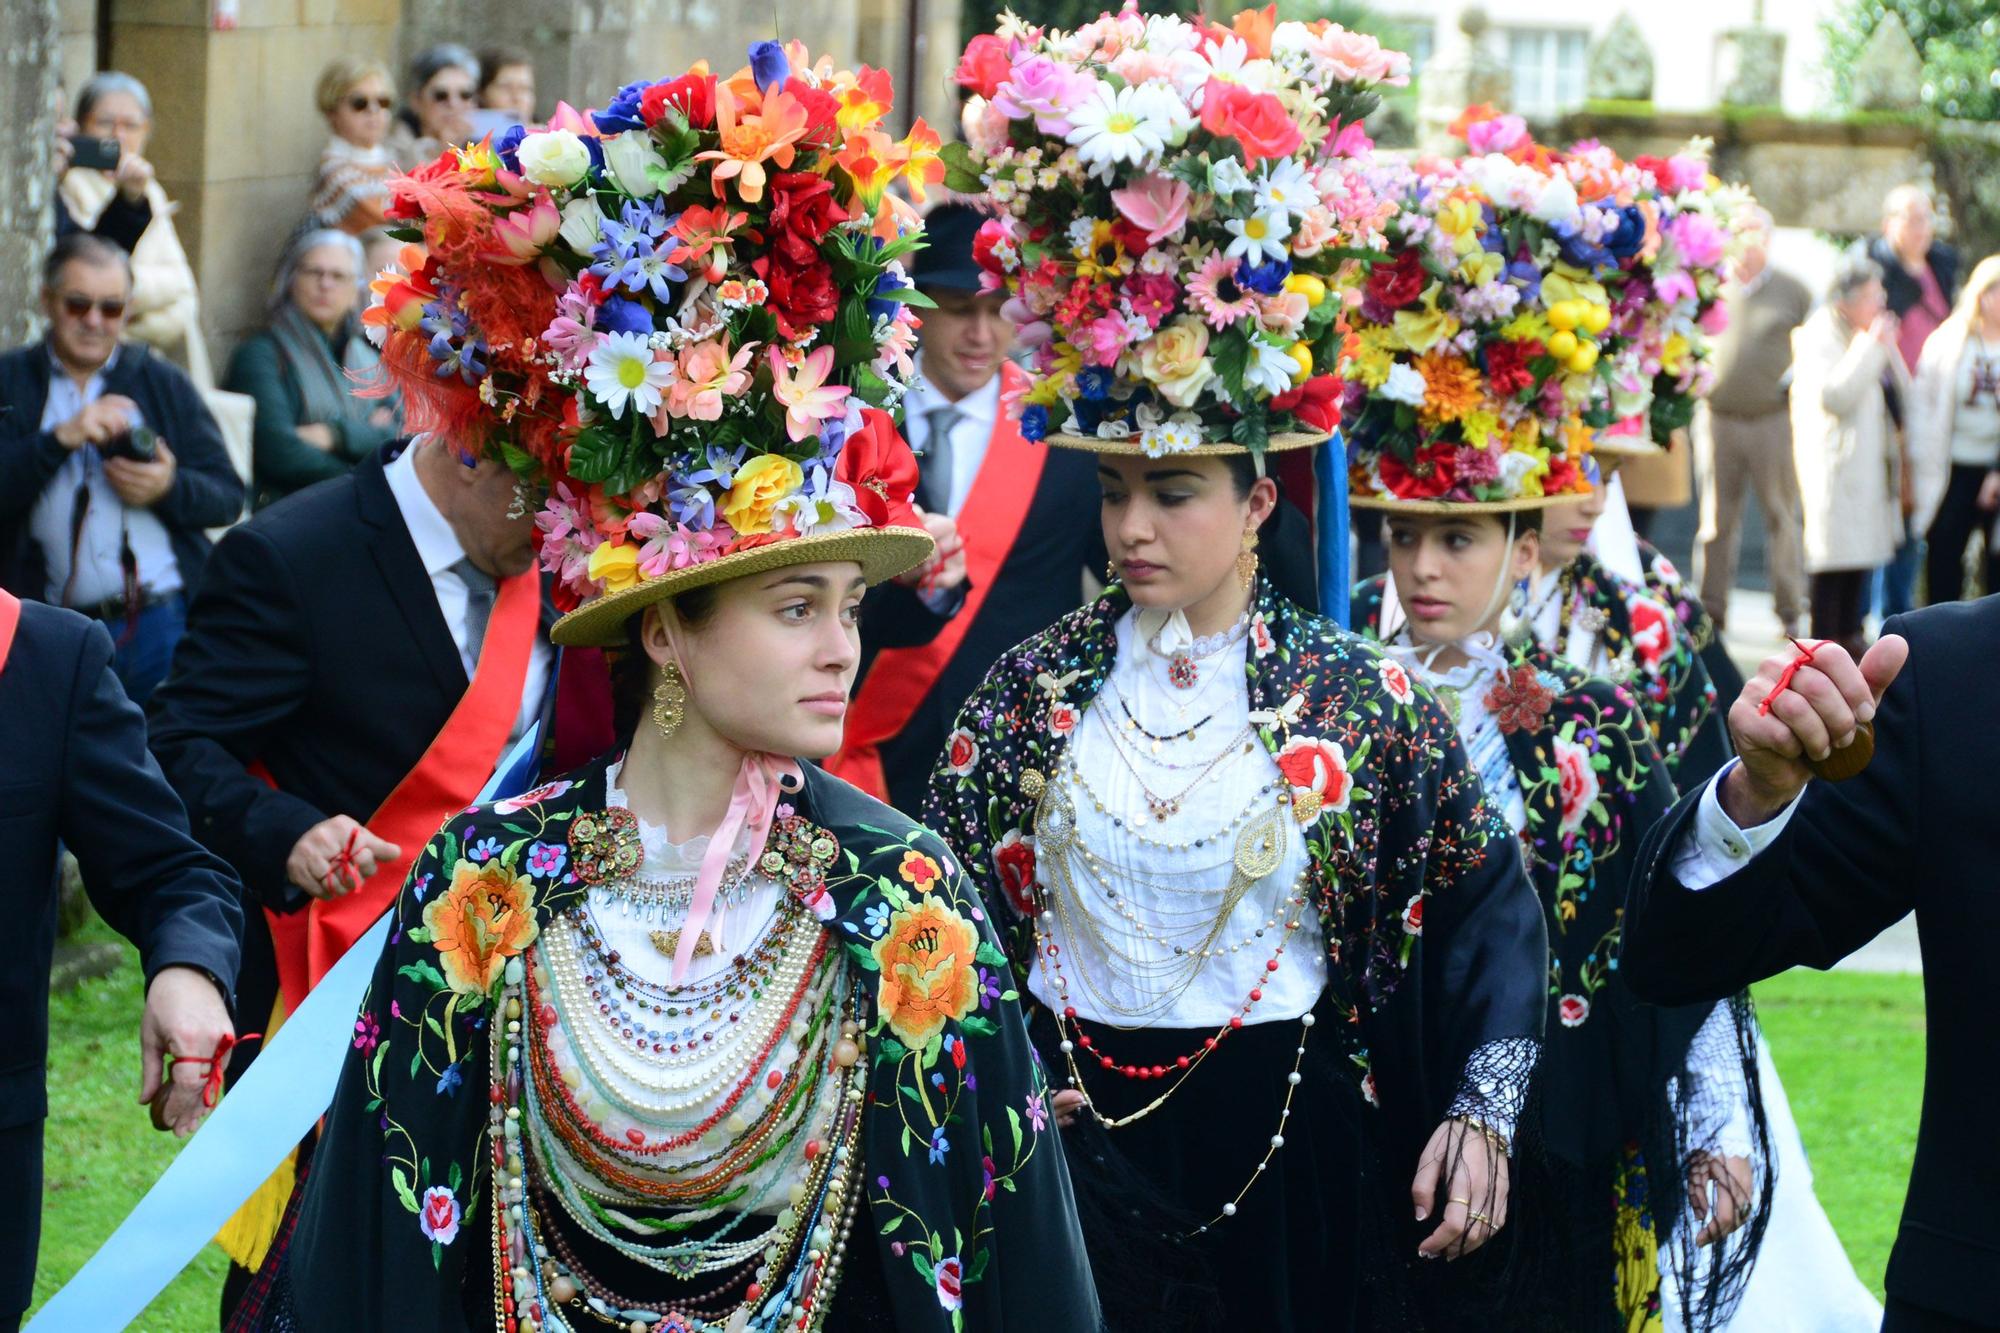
top-left (1, 0), bottom-right (60, 349)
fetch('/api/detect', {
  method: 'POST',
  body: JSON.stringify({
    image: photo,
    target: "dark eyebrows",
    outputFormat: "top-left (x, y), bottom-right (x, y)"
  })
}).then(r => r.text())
top-left (1096, 466), bottom-right (1205, 483)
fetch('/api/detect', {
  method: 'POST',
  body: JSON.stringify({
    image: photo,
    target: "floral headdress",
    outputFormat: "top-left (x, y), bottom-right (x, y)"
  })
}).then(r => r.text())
top-left (949, 4), bottom-right (1408, 458)
top-left (363, 42), bottom-right (942, 646)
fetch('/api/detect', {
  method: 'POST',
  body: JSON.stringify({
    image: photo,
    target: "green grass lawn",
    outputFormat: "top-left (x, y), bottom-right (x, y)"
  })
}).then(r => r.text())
top-left (27, 940), bottom-right (1923, 1328)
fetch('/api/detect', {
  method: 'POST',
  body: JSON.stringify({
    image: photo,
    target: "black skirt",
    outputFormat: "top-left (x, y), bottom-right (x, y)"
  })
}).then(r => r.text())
top-left (1030, 1005), bottom-right (1368, 1332)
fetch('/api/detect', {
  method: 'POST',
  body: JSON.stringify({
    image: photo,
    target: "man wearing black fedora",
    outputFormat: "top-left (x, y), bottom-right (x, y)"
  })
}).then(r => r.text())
top-left (827, 202), bottom-right (1104, 813)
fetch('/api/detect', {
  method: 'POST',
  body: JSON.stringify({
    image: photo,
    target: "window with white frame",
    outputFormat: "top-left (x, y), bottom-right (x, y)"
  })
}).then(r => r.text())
top-left (1506, 27), bottom-right (1589, 118)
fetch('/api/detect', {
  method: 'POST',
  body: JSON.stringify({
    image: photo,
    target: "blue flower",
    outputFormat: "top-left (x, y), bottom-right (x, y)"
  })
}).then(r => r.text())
top-left (1552, 220), bottom-right (1611, 270)
top-left (866, 270), bottom-right (908, 325)
top-left (1602, 205), bottom-right (1647, 262)
top-left (494, 124), bottom-right (527, 174)
top-left (595, 296), bottom-right (653, 336)
top-left (1019, 404), bottom-right (1049, 442)
top-left (927, 1126), bottom-right (950, 1164)
top-left (591, 199), bottom-right (685, 301)
top-left (748, 40), bottom-right (791, 92)
top-left (863, 902), bottom-right (894, 938)
top-left (435, 1062), bottom-right (463, 1097)
top-left (527, 842), bottom-right (567, 878)
top-left (1237, 257), bottom-right (1291, 295)
top-left (592, 78), bottom-right (650, 135)
top-left (468, 836), bottom-right (502, 863)
top-left (1076, 367), bottom-right (1112, 402)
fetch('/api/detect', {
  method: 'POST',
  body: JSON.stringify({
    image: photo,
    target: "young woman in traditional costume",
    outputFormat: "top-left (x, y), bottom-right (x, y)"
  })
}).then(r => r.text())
top-left (229, 46), bottom-right (1098, 1333)
top-left (1349, 432), bottom-right (1771, 1330)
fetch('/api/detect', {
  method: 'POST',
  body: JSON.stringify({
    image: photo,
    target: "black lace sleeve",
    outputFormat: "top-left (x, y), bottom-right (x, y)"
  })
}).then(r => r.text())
top-left (1445, 1035), bottom-right (1541, 1150)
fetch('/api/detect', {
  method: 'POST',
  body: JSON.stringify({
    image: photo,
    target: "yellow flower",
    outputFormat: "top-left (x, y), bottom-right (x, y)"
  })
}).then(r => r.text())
top-left (423, 858), bottom-right (539, 998)
top-left (1500, 310), bottom-right (1551, 343)
top-left (588, 541), bottom-right (643, 593)
top-left (1136, 318), bottom-right (1216, 409)
top-left (1508, 416), bottom-right (1543, 452)
top-left (1457, 250), bottom-right (1504, 287)
top-left (1391, 284), bottom-right (1459, 354)
top-left (720, 454), bottom-right (803, 535)
top-left (1459, 409), bottom-right (1500, 448)
top-left (1416, 351), bottom-right (1482, 426)
top-left (1540, 266), bottom-right (1609, 311)
top-left (1562, 416), bottom-right (1596, 460)
top-left (1351, 332), bottom-right (1394, 389)
top-left (871, 897), bottom-right (981, 1049)
top-left (1660, 333), bottom-right (1691, 376)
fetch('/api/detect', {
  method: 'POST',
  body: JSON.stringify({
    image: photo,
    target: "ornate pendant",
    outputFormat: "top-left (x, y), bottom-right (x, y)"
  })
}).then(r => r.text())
top-left (1145, 793), bottom-right (1180, 823)
top-left (1233, 804), bottom-right (1285, 881)
top-left (1167, 652), bottom-right (1198, 689)
top-left (569, 807), bottom-right (644, 885)
top-left (648, 928), bottom-right (716, 961)
top-left (1573, 604), bottom-right (1608, 634)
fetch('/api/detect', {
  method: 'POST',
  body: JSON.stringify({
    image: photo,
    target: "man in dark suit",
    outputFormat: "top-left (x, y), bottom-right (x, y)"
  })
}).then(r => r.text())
top-left (1621, 601), bottom-right (1992, 1330)
top-left (0, 234), bottom-right (244, 706)
top-left (146, 433), bottom-right (598, 1316)
top-left (0, 588), bottom-right (241, 1333)
top-left (828, 203), bottom-right (1103, 813)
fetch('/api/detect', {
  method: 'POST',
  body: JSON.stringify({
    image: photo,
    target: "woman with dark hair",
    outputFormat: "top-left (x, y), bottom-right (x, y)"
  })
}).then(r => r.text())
top-left (222, 229), bottom-right (400, 507)
top-left (387, 44), bottom-right (480, 169)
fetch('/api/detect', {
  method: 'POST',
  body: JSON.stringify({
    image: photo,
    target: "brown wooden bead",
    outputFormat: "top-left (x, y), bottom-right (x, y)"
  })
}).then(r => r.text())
top-left (1805, 719), bottom-right (1874, 782)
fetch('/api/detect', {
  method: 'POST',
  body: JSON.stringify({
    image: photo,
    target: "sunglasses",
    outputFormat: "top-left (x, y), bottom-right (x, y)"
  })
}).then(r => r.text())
top-left (345, 93), bottom-right (393, 112)
top-left (59, 293), bottom-right (127, 319)
top-left (429, 86), bottom-right (476, 104)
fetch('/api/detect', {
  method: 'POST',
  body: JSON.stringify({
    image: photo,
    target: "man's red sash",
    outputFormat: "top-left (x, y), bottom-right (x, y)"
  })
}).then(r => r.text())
top-left (0, 589), bottom-right (19, 676)
top-left (825, 364), bottom-right (1048, 800)
top-left (264, 566), bottom-right (541, 1003)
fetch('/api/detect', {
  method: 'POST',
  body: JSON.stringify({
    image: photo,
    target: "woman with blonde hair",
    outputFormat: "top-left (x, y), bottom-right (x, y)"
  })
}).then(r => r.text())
top-left (1911, 253), bottom-right (2000, 603)
top-left (308, 56), bottom-right (399, 235)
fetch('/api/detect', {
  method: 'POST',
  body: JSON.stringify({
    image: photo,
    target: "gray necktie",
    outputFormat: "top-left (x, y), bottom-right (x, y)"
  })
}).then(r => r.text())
top-left (454, 558), bottom-right (497, 666)
top-left (915, 404), bottom-right (962, 514)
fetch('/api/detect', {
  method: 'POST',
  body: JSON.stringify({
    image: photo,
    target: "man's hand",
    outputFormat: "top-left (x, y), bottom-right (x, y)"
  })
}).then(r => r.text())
top-left (1720, 635), bottom-right (1908, 827)
top-left (112, 150), bottom-right (155, 204)
top-left (1979, 470), bottom-right (2000, 512)
top-left (295, 422), bottom-right (337, 453)
top-left (103, 438), bottom-right (177, 507)
top-left (53, 394), bottom-right (141, 451)
top-left (897, 510), bottom-right (968, 592)
top-left (1411, 1118), bottom-right (1511, 1260)
top-left (287, 815), bottom-right (401, 899)
top-left (1687, 1151), bottom-right (1755, 1246)
top-left (140, 965), bottom-right (235, 1138)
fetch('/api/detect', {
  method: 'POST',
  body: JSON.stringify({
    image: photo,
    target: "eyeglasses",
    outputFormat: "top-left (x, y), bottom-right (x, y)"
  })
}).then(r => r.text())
top-left (296, 266), bottom-right (357, 285)
top-left (429, 86), bottom-right (476, 104)
top-left (58, 293), bottom-right (128, 320)
top-left (344, 93), bottom-right (393, 113)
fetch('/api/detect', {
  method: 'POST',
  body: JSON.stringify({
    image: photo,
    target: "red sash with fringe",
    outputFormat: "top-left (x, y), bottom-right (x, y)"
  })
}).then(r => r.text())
top-left (825, 365), bottom-right (1048, 799)
top-left (264, 567), bottom-right (541, 1002)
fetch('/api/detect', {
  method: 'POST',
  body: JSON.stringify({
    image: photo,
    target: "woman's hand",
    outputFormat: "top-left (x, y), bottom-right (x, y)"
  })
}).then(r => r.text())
top-left (1051, 1088), bottom-right (1086, 1129)
top-left (1979, 470), bottom-right (2000, 512)
top-left (1411, 1118), bottom-right (1510, 1260)
top-left (296, 422), bottom-right (337, 453)
top-left (1686, 1151), bottom-right (1755, 1246)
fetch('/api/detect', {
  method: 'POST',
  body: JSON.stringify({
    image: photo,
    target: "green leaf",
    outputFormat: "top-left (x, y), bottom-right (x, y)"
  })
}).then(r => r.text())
top-left (404, 926), bottom-right (432, 944)
top-left (940, 140), bottom-right (986, 194)
top-left (393, 1166), bottom-right (419, 1214)
top-left (1007, 1106), bottom-right (1023, 1155)
top-left (878, 1213), bottom-right (904, 1235)
top-left (398, 960), bottom-right (447, 991)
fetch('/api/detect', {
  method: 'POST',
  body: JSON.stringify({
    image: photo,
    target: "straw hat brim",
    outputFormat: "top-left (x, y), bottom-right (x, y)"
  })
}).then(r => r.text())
top-left (1346, 492), bottom-right (1579, 515)
top-left (549, 527), bottom-right (936, 648)
top-left (1044, 431), bottom-right (1329, 457)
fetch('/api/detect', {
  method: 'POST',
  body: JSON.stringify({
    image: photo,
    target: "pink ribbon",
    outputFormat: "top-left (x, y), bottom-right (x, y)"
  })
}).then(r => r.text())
top-left (672, 749), bottom-right (799, 981)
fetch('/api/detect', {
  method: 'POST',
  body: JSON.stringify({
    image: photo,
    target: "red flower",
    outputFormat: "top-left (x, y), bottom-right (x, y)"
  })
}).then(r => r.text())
top-left (1198, 80), bottom-right (1301, 163)
top-left (1401, 894), bottom-right (1424, 935)
top-left (1365, 248), bottom-right (1427, 311)
top-left (1484, 339), bottom-right (1542, 397)
top-left (1379, 442), bottom-right (1458, 499)
top-left (766, 171), bottom-right (849, 269)
top-left (973, 218), bottom-right (1012, 275)
top-left (783, 76), bottom-right (843, 146)
top-left (992, 829), bottom-right (1038, 917)
top-left (1271, 374), bottom-right (1344, 434)
top-left (758, 255), bottom-right (840, 341)
top-left (641, 73), bottom-right (716, 129)
top-left (1558, 994), bottom-right (1590, 1027)
top-left (1274, 735), bottom-right (1354, 815)
top-left (1543, 454), bottom-right (1582, 497)
top-left (942, 728), bottom-right (980, 775)
top-left (955, 34), bottom-right (1012, 97)
top-left (832, 409), bottom-right (921, 530)
top-left (1627, 595), bottom-right (1674, 672)
top-left (1484, 665), bottom-right (1554, 735)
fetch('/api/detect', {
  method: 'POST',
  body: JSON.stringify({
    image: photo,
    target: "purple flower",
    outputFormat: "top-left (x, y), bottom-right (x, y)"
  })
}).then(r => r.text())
top-left (976, 967), bottom-right (1002, 1010)
top-left (353, 1012), bottom-right (380, 1054)
top-left (1026, 1091), bottom-right (1048, 1132)
top-left (595, 296), bottom-right (653, 336)
top-left (526, 841), bottom-right (567, 878)
top-left (592, 78), bottom-right (650, 135)
top-left (591, 198), bottom-right (686, 301)
top-left (748, 40), bottom-right (791, 93)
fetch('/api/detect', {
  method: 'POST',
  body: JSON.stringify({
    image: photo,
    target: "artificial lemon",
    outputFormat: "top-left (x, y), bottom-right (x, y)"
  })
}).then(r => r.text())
top-left (1580, 303), bottom-right (1612, 336)
top-left (1547, 329), bottom-right (1579, 361)
top-left (1546, 300), bottom-right (1582, 332)
top-left (1287, 341), bottom-right (1314, 380)
top-left (1566, 342), bottom-right (1600, 374)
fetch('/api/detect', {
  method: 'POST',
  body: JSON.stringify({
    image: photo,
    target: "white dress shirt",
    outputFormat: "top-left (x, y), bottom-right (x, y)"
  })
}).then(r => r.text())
top-left (1670, 760), bottom-right (1806, 890)
top-left (902, 355), bottom-right (1001, 518)
top-left (27, 348), bottom-right (184, 607)
top-left (384, 444), bottom-right (552, 741)
top-left (1027, 609), bottom-right (1328, 1027)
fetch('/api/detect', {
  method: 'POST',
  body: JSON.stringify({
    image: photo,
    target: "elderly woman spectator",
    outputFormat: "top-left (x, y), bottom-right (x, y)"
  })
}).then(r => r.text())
top-left (471, 47), bottom-right (536, 137)
top-left (1909, 255), bottom-right (2000, 604)
top-left (386, 44), bottom-right (479, 169)
top-left (1791, 252), bottom-right (1911, 658)
top-left (308, 57), bottom-right (398, 236)
top-left (58, 72), bottom-right (205, 378)
top-left (222, 231), bottom-right (400, 508)
top-left (50, 78), bottom-right (152, 252)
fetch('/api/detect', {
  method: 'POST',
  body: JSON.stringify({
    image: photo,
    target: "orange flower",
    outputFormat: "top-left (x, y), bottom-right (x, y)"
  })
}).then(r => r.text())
top-left (834, 128), bottom-right (908, 209)
top-left (1230, 3), bottom-right (1278, 58)
top-left (361, 244), bottom-right (437, 337)
top-left (898, 850), bottom-right (944, 893)
top-left (696, 84), bottom-right (809, 204)
top-left (1416, 350), bottom-right (1483, 427)
top-left (871, 897), bottom-right (980, 1049)
top-left (423, 857), bottom-right (539, 998)
top-left (832, 65), bottom-right (896, 135)
top-left (898, 118), bottom-right (946, 204)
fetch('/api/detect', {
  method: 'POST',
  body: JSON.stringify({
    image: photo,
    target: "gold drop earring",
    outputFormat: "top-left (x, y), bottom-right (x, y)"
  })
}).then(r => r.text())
top-left (1236, 529), bottom-right (1260, 589)
top-left (651, 663), bottom-right (687, 738)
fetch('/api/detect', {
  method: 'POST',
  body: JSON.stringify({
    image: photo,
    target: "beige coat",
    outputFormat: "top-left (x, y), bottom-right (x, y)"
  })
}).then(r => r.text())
top-left (1908, 314), bottom-right (1979, 535)
top-left (58, 169), bottom-right (208, 383)
top-left (1789, 306), bottom-right (1910, 573)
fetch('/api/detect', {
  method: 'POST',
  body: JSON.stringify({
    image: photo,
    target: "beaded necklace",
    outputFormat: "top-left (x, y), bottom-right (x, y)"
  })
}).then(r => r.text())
top-left (1145, 611), bottom-right (1250, 690)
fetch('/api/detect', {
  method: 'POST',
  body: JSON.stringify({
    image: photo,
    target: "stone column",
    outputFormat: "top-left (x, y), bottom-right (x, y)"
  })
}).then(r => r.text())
top-left (1, 0), bottom-right (61, 349)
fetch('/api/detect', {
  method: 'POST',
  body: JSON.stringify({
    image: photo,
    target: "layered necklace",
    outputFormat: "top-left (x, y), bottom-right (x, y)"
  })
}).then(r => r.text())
top-left (1144, 611), bottom-right (1250, 691)
top-left (491, 858), bottom-right (868, 1333)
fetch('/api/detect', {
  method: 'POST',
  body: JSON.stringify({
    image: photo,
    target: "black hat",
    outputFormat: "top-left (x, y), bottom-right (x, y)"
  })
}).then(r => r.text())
top-left (909, 203), bottom-right (987, 294)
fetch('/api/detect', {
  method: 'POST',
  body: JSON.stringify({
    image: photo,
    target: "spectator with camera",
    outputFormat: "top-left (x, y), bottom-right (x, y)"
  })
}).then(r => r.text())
top-left (51, 77), bottom-right (152, 254)
top-left (0, 235), bottom-right (245, 705)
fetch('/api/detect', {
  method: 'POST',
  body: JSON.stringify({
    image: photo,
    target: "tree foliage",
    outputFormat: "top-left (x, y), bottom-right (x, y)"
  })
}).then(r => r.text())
top-left (1824, 0), bottom-right (2000, 121)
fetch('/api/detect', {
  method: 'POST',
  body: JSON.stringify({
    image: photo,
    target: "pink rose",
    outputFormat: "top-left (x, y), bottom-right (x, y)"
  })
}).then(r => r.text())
top-left (1110, 174), bottom-right (1191, 246)
top-left (935, 1255), bottom-right (965, 1311)
top-left (1558, 994), bottom-right (1591, 1028)
top-left (1664, 212), bottom-right (1726, 270)
top-left (1311, 27), bottom-right (1408, 86)
top-left (1047, 702), bottom-right (1080, 736)
top-left (494, 779), bottom-right (573, 814)
top-left (1553, 736), bottom-right (1600, 836)
top-left (1274, 735), bottom-right (1354, 815)
top-left (1250, 613), bottom-right (1275, 658)
top-left (1698, 301), bottom-right (1730, 335)
top-left (1664, 153), bottom-right (1709, 193)
top-left (1078, 313), bottom-right (1133, 368)
top-left (1465, 113), bottom-right (1528, 156)
top-left (993, 56), bottom-right (1094, 136)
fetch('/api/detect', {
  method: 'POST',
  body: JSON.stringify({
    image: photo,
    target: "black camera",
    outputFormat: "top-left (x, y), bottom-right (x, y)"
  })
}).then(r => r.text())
top-left (66, 134), bottom-right (121, 172)
top-left (101, 423), bottom-right (160, 463)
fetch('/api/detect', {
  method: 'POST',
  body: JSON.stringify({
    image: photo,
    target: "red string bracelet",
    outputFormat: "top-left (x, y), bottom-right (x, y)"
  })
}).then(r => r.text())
top-left (323, 829), bottom-right (361, 894)
top-left (1756, 638), bottom-right (1821, 717)
top-left (170, 1032), bottom-right (262, 1108)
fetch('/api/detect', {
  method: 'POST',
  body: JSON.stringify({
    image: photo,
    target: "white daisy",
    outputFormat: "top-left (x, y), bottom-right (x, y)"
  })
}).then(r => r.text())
top-left (1222, 210), bottom-right (1293, 263)
top-left (1243, 337), bottom-right (1302, 397)
top-left (1066, 83), bottom-right (1174, 180)
top-left (1254, 159), bottom-right (1321, 219)
top-left (1379, 361), bottom-right (1427, 407)
top-left (583, 332), bottom-right (674, 420)
top-left (1209, 156), bottom-right (1254, 199)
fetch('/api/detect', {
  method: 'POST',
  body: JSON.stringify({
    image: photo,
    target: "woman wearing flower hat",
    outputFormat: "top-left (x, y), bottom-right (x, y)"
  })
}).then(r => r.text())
top-left (933, 13), bottom-right (1548, 1327)
top-left (1349, 431), bottom-right (1769, 1330)
top-left (229, 46), bottom-right (1098, 1333)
